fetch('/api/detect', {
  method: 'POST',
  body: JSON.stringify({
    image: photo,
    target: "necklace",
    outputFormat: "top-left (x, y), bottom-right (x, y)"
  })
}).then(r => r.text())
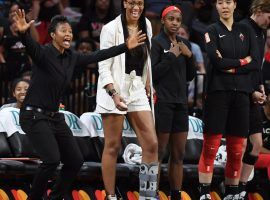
top-left (127, 25), bottom-right (138, 31)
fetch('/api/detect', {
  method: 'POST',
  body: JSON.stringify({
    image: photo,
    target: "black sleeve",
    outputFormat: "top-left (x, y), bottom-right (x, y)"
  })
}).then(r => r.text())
top-left (235, 30), bottom-right (260, 74)
top-left (151, 38), bottom-right (177, 82)
top-left (76, 43), bottom-right (128, 66)
top-left (205, 25), bottom-right (241, 70)
top-left (20, 32), bottom-right (44, 63)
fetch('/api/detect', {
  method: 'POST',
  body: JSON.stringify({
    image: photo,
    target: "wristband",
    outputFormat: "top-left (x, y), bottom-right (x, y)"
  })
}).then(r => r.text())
top-left (239, 59), bottom-right (248, 66)
top-left (111, 92), bottom-right (119, 99)
top-left (107, 89), bottom-right (117, 97)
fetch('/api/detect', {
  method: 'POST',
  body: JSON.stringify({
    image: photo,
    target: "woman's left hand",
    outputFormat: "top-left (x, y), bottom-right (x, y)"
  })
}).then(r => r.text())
top-left (179, 41), bottom-right (192, 58)
top-left (126, 30), bottom-right (146, 49)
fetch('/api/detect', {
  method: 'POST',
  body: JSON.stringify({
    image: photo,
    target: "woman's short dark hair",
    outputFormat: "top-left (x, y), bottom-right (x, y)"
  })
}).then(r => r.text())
top-left (48, 15), bottom-right (71, 34)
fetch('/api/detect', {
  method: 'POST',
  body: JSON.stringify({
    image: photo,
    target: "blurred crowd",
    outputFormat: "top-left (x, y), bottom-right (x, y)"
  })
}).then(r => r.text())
top-left (1, 0), bottom-right (270, 115)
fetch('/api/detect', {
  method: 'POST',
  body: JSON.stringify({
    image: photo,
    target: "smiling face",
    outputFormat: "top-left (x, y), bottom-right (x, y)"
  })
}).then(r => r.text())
top-left (51, 22), bottom-right (73, 52)
top-left (162, 10), bottom-right (182, 35)
top-left (216, 0), bottom-right (236, 21)
top-left (13, 81), bottom-right (29, 105)
top-left (123, 0), bottom-right (144, 22)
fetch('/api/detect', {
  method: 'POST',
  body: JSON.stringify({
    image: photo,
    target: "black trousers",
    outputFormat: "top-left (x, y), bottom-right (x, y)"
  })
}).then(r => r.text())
top-left (19, 109), bottom-right (84, 200)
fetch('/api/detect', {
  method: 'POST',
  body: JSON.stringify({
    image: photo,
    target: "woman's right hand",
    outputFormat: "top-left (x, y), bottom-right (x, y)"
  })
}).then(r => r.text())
top-left (113, 94), bottom-right (128, 111)
top-left (126, 30), bottom-right (146, 49)
top-left (14, 9), bottom-right (35, 33)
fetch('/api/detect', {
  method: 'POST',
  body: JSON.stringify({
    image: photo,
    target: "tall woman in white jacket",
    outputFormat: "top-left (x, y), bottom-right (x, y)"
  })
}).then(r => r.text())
top-left (96, 0), bottom-right (158, 199)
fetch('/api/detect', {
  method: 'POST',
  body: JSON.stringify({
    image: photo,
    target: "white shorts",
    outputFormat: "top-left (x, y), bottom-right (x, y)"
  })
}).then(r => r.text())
top-left (95, 70), bottom-right (151, 114)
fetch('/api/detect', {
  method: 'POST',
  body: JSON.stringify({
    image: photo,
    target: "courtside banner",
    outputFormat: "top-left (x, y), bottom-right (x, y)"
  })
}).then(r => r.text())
top-left (0, 108), bottom-right (91, 137)
top-left (80, 112), bottom-right (135, 138)
top-left (80, 112), bottom-right (203, 139)
top-left (0, 107), bottom-right (26, 137)
top-left (188, 116), bottom-right (203, 140)
top-left (60, 110), bottom-right (91, 137)
top-left (0, 116), bottom-right (5, 133)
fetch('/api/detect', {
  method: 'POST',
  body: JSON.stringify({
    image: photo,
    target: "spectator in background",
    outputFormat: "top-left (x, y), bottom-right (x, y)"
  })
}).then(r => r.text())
top-left (178, 24), bottom-right (205, 110)
top-left (75, 37), bottom-right (96, 54)
top-left (0, 78), bottom-right (30, 111)
top-left (73, 37), bottom-right (97, 79)
top-left (1, 2), bottom-right (39, 80)
top-left (71, 38), bottom-right (98, 112)
top-left (190, 0), bottom-right (214, 52)
top-left (32, 0), bottom-right (63, 44)
top-left (77, 0), bottom-right (116, 49)
top-left (60, 0), bottom-right (82, 21)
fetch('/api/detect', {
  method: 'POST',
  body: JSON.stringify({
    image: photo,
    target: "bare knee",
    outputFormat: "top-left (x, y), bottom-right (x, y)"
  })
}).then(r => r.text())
top-left (104, 140), bottom-right (122, 157)
top-left (142, 139), bottom-right (158, 157)
top-left (170, 150), bottom-right (185, 165)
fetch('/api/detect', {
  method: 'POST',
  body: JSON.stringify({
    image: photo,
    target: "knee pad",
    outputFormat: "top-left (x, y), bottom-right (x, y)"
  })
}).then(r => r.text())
top-left (139, 162), bottom-right (159, 200)
top-left (226, 136), bottom-right (244, 178)
top-left (243, 151), bottom-right (258, 165)
top-left (198, 134), bottom-right (222, 173)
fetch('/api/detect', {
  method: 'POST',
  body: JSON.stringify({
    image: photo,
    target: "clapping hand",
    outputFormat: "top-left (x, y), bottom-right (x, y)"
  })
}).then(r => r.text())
top-left (126, 30), bottom-right (146, 49)
top-left (13, 9), bottom-right (35, 33)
